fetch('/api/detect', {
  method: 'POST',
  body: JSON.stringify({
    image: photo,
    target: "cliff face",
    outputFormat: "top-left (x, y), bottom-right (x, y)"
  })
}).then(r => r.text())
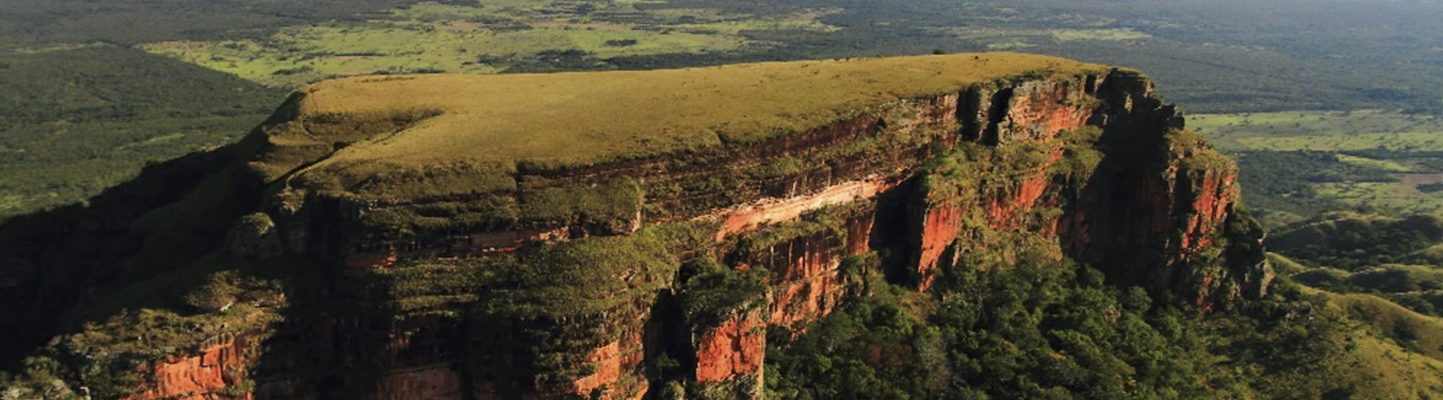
top-left (123, 338), bottom-right (252, 400)
top-left (0, 54), bottom-right (1269, 400)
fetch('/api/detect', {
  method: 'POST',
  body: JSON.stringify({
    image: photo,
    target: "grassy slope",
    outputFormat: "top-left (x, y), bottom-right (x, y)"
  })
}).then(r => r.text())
top-left (1321, 290), bottom-right (1443, 361)
top-left (271, 53), bottom-right (1101, 195)
top-left (1318, 321), bottom-right (1443, 399)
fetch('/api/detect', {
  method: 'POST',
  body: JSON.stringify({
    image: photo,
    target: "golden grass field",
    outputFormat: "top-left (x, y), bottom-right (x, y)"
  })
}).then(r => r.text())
top-left (280, 53), bottom-right (1102, 181)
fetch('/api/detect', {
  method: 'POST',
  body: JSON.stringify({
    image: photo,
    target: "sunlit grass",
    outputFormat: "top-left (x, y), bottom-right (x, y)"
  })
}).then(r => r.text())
top-left (1191, 110), bottom-right (1443, 151)
top-left (392, 1), bottom-right (547, 21)
top-left (1237, 132), bottom-right (1443, 152)
top-left (1324, 291), bottom-right (1443, 360)
top-left (266, 53), bottom-right (1103, 197)
top-left (1191, 110), bottom-right (1443, 218)
top-left (666, 9), bottom-right (841, 35)
top-left (1050, 28), bottom-right (1149, 42)
top-left (1316, 181), bottom-right (1443, 215)
top-left (1335, 154), bottom-right (1411, 172)
top-left (139, 1), bottom-right (837, 88)
top-left (951, 27), bottom-right (1148, 52)
top-left (144, 22), bottom-right (744, 87)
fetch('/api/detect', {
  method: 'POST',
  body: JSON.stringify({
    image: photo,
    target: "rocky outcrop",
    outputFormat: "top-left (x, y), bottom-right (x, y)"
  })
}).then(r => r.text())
top-left (912, 71), bottom-right (1269, 304)
top-left (122, 337), bottom-right (255, 400)
top-left (691, 307), bottom-right (765, 399)
top-left (0, 56), bottom-right (1270, 400)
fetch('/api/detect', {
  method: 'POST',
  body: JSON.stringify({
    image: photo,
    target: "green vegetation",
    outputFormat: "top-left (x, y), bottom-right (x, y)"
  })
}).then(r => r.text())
top-left (678, 258), bottom-right (768, 330)
top-left (140, 0), bottom-right (799, 87)
top-left (1312, 181), bottom-right (1443, 218)
top-left (519, 177), bottom-right (643, 229)
top-left (1051, 28), bottom-right (1150, 42)
top-left (761, 120), bottom-right (1443, 399)
top-left (1190, 111), bottom-right (1443, 226)
top-left (1191, 111), bottom-right (1443, 153)
top-left (258, 54), bottom-right (1099, 198)
top-left (0, 250), bottom-right (293, 399)
top-left (1322, 291), bottom-right (1443, 363)
top-left (1334, 154), bottom-right (1411, 172)
top-left (6, 0), bottom-right (1443, 219)
top-left (8, 0), bottom-right (1440, 117)
top-left (951, 27), bottom-right (1151, 51)
top-left (768, 248), bottom-right (1443, 399)
top-left (474, 221), bottom-right (712, 319)
top-left (459, 221), bottom-right (713, 392)
top-left (732, 203), bottom-right (864, 263)
top-left (1295, 264), bottom-right (1443, 296)
top-left (0, 46), bottom-right (284, 220)
top-left (6, 0), bottom-right (1443, 397)
top-left (1268, 213), bottom-right (1443, 270)
top-left (1266, 212), bottom-right (1443, 321)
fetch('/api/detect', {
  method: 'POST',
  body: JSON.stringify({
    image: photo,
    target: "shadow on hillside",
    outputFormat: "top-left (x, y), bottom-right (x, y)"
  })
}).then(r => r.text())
top-left (0, 147), bottom-right (244, 371)
top-left (1059, 88), bottom-right (1211, 297)
top-left (0, 143), bottom-right (416, 400)
top-left (1062, 121), bottom-right (1171, 291)
top-left (243, 259), bottom-right (421, 400)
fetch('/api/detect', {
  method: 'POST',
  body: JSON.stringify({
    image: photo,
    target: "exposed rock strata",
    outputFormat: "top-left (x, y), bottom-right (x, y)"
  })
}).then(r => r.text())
top-left (0, 57), bottom-right (1269, 400)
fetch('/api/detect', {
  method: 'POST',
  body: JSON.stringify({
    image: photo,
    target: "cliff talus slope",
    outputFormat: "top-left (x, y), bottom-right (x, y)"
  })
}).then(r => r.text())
top-left (0, 53), bottom-right (1269, 400)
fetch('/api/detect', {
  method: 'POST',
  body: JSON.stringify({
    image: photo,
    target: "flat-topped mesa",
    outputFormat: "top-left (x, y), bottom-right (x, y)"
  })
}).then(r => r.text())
top-left (237, 54), bottom-right (1118, 268)
top-left (15, 54), bottom-right (1269, 400)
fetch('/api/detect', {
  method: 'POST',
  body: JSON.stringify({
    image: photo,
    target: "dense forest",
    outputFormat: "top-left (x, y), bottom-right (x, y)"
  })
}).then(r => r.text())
top-left (763, 258), bottom-right (1404, 399)
top-left (0, 46), bottom-right (284, 216)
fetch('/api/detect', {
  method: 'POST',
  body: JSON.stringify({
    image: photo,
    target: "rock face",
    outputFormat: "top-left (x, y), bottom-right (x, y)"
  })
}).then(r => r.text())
top-left (123, 337), bottom-right (253, 400)
top-left (0, 55), bottom-right (1269, 400)
top-left (692, 308), bottom-right (766, 388)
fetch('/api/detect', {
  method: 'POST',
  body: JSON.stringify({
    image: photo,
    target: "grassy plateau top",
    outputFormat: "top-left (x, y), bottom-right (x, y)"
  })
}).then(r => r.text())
top-left (261, 53), bottom-right (1107, 199)
top-left (288, 53), bottom-right (1101, 165)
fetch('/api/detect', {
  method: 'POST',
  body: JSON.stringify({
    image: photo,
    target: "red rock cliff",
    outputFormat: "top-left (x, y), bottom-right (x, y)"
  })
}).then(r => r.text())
top-left (120, 334), bottom-right (260, 400)
top-left (4, 59), bottom-right (1269, 400)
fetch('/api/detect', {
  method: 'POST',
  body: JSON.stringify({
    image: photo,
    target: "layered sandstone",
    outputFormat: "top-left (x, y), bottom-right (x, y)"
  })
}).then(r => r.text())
top-left (0, 54), bottom-right (1269, 400)
top-left (123, 338), bottom-right (252, 400)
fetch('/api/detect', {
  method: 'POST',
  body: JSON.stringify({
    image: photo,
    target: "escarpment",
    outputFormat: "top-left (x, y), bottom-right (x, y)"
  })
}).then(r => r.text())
top-left (0, 53), bottom-right (1271, 400)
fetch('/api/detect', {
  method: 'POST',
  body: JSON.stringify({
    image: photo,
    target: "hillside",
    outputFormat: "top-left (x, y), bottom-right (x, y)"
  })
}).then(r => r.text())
top-left (0, 46), bottom-right (285, 219)
top-left (2, 53), bottom-right (1436, 399)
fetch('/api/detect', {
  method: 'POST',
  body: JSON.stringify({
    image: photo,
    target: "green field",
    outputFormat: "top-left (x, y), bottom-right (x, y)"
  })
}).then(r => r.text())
top-left (1191, 110), bottom-right (1443, 151)
top-left (1051, 28), bottom-right (1150, 42)
top-left (1191, 110), bottom-right (1443, 222)
top-left (948, 27), bottom-right (1152, 52)
top-left (1335, 154), bottom-right (1411, 172)
top-left (1237, 132), bottom-right (1443, 152)
top-left (1315, 181), bottom-right (1443, 216)
top-left (140, 1), bottom-right (837, 87)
